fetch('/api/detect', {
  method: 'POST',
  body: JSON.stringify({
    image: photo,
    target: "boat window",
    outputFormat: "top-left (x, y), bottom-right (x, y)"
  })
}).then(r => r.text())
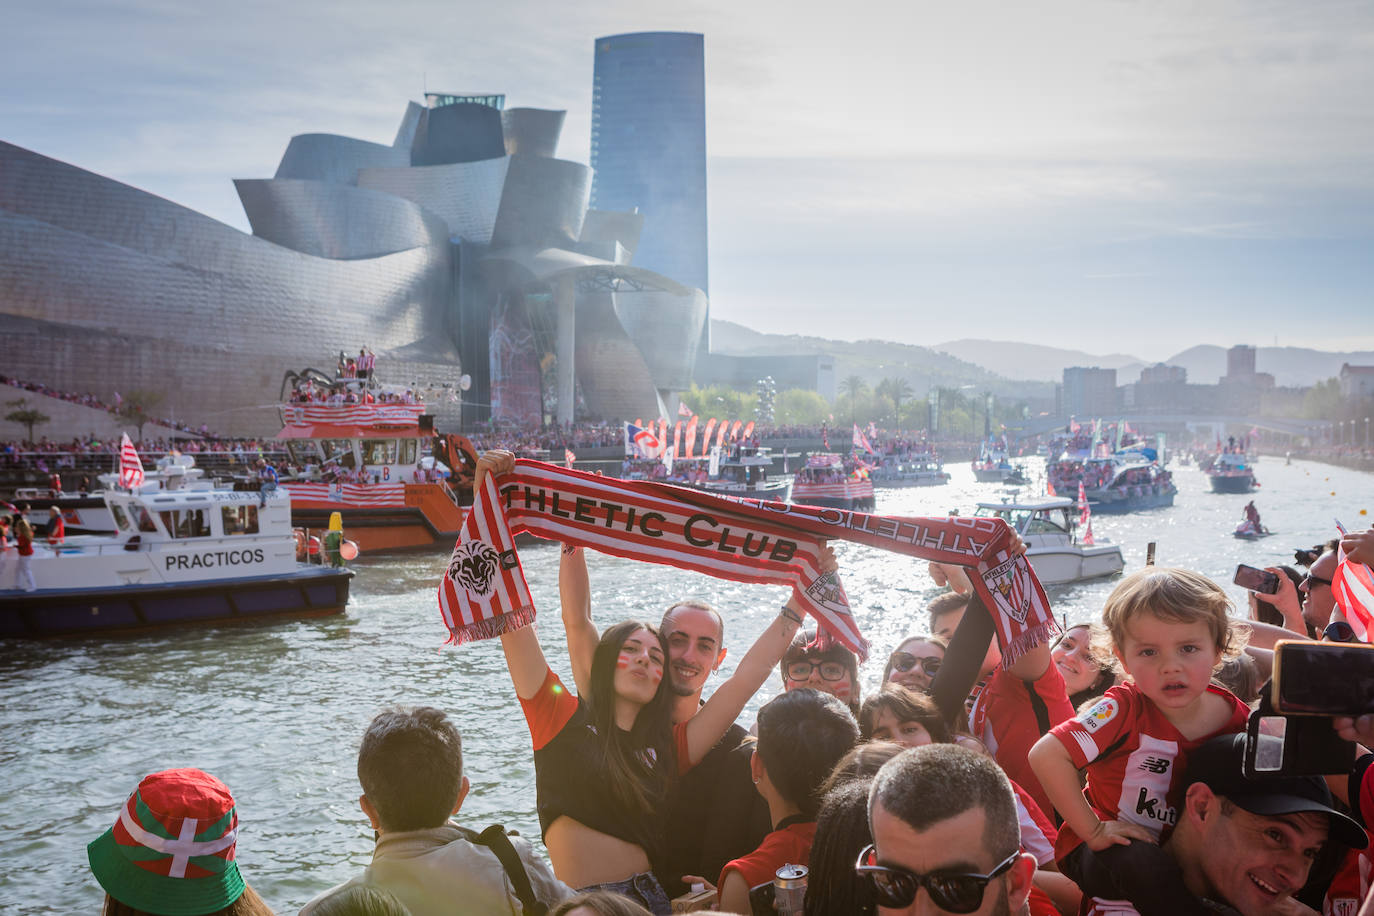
top-left (1026, 513), bottom-right (1069, 534)
top-left (221, 505), bottom-right (260, 535)
top-left (362, 439), bottom-right (398, 465)
top-left (110, 504), bottom-right (131, 531)
top-left (320, 439), bottom-right (354, 464)
top-left (400, 439), bottom-right (418, 464)
top-left (159, 509), bottom-right (212, 539)
top-left (136, 508), bottom-right (158, 533)
top-left (284, 441), bottom-right (318, 463)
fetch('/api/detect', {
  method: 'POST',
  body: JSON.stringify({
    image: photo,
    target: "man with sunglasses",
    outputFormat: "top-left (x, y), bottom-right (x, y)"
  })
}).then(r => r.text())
top-left (861, 744), bottom-right (1037, 915)
top-left (1298, 549), bottom-right (1340, 637)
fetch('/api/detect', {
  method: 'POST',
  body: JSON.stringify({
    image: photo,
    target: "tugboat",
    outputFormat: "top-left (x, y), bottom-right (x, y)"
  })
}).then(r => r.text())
top-left (972, 497), bottom-right (1124, 585)
top-left (700, 444), bottom-right (794, 502)
top-left (0, 455), bottom-right (352, 637)
top-left (793, 453), bottom-right (875, 511)
top-left (275, 367), bottom-right (476, 552)
top-left (872, 450), bottom-right (951, 488)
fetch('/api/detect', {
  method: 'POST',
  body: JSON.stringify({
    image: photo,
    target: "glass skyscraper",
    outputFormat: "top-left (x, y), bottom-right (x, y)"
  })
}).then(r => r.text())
top-left (591, 32), bottom-right (709, 310)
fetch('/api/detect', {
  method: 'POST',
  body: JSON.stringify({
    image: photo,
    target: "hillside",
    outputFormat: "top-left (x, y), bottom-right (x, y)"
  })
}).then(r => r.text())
top-left (934, 339), bottom-right (1145, 384)
top-left (1160, 345), bottom-right (1374, 387)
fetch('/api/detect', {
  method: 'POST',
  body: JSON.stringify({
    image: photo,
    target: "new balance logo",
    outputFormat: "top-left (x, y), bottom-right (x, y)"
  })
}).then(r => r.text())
top-left (1138, 756), bottom-right (1170, 774)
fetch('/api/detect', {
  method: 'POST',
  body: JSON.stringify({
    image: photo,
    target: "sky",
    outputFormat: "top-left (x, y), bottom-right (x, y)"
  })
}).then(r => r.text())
top-left (5, 0), bottom-right (1373, 362)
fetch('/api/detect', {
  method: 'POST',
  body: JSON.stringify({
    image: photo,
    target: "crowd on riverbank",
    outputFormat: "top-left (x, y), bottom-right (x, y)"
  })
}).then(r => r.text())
top-left (72, 443), bottom-right (1374, 916)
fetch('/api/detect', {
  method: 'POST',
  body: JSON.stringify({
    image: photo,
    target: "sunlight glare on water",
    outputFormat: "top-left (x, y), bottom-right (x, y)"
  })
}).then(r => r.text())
top-left (1, 456), bottom-right (1369, 911)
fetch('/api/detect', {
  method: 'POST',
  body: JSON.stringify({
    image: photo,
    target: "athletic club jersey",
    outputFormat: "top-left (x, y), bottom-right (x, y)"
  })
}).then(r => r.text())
top-left (1049, 681), bottom-right (1249, 860)
top-left (969, 662), bottom-right (1075, 818)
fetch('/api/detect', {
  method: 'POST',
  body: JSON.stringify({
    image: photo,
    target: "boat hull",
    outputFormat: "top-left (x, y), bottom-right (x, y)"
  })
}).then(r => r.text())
top-left (1209, 474), bottom-right (1256, 494)
top-left (1026, 545), bottom-right (1125, 585)
top-left (1083, 486), bottom-right (1177, 514)
top-left (873, 473), bottom-right (949, 488)
top-left (285, 482), bottom-right (465, 552)
top-left (0, 567), bottom-right (353, 638)
top-left (793, 484), bottom-right (875, 511)
top-left (973, 468), bottom-right (1011, 483)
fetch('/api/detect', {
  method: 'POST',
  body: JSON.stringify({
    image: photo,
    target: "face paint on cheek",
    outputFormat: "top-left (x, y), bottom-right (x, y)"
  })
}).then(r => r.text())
top-left (616, 653), bottom-right (630, 670)
top-left (830, 680), bottom-right (853, 702)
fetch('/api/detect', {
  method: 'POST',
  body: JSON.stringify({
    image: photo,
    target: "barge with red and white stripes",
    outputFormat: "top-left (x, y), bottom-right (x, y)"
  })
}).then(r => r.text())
top-left (791, 453), bottom-right (875, 511)
top-left (275, 369), bottom-right (475, 552)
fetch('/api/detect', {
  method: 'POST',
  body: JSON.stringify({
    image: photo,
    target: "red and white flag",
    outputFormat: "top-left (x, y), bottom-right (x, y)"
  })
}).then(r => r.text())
top-left (685, 416), bottom-right (698, 459)
top-left (564, 449), bottom-right (576, 468)
top-left (678, 401), bottom-right (693, 418)
top-left (1078, 482), bottom-right (1095, 545)
top-left (853, 424), bottom-right (875, 454)
top-left (729, 419), bottom-right (742, 441)
top-left (1333, 547), bottom-right (1374, 641)
top-left (742, 421), bottom-right (755, 439)
top-left (702, 418), bottom-right (719, 453)
top-left (715, 419), bottom-right (730, 449)
top-left (437, 474), bottom-right (534, 643)
top-left (118, 433), bottom-right (145, 489)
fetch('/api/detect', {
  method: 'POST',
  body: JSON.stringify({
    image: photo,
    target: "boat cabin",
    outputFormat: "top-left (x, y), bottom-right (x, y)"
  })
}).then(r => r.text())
top-left (974, 497), bottom-right (1077, 541)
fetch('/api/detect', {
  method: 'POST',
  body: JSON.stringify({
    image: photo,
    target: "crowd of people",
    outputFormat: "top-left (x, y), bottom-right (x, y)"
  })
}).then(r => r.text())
top-left (1, 373), bottom-right (221, 438)
top-left (80, 443), bottom-right (1374, 916)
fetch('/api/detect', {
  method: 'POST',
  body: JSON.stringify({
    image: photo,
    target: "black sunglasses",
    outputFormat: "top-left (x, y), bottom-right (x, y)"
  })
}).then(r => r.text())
top-left (1301, 573), bottom-right (1333, 589)
top-left (1324, 620), bottom-right (1359, 643)
top-left (889, 652), bottom-right (942, 678)
top-left (855, 844), bottom-right (1019, 913)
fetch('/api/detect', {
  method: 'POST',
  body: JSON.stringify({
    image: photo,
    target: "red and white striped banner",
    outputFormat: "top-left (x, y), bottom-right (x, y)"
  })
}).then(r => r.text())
top-left (119, 433), bottom-right (145, 489)
top-left (1334, 548), bottom-right (1374, 641)
top-left (794, 481), bottom-right (875, 502)
top-left (283, 482), bottom-right (407, 507)
top-left (281, 404), bottom-right (423, 427)
top-left (436, 460), bottom-right (1057, 664)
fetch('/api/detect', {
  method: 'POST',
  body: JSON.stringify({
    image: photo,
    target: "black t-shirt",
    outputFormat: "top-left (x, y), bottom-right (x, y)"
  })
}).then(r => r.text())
top-left (659, 722), bottom-right (770, 897)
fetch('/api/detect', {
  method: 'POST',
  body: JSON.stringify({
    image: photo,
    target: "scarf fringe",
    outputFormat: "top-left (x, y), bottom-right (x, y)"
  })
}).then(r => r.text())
top-left (445, 605), bottom-right (538, 646)
top-left (998, 621), bottom-right (1061, 670)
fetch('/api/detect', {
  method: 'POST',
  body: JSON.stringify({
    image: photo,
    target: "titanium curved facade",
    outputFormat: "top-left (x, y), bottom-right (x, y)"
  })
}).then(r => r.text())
top-left (2, 86), bottom-right (712, 434)
top-left (357, 157), bottom-right (510, 245)
top-left (501, 108), bottom-right (565, 158)
top-left (234, 178), bottom-right (452, 259)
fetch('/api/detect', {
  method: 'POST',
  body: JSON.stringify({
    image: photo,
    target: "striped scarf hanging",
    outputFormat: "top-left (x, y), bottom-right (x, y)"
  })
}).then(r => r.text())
top-left (438, 460), bottom-right (1058, 664)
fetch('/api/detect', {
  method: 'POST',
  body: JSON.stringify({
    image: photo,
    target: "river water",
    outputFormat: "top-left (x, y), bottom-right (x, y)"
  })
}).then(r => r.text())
top-left (2, 456), bottom-right (1371, 912)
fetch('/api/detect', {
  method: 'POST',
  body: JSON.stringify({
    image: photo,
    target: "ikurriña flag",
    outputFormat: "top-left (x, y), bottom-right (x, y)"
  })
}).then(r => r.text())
top-left (118, 433), bottom-right (145, 489)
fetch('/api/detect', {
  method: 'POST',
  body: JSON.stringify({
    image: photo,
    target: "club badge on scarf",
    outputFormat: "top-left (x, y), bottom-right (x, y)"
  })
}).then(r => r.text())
top-left (437, 474), bottom-right (534, 644)
top-left (437, 460), bottom-right (1058, 665)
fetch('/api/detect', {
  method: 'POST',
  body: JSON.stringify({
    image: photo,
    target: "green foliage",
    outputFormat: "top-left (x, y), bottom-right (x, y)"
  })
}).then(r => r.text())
top-left (874, 377), bottom-right (914, 427)
top-left (116, 389), bottom-right (166, 440)
top-left (5, 398), bottom-right (51, 442)
top-left (680, 384), bottom-right (757, 423)
top-left (775, 389), bottom-right (831, 425)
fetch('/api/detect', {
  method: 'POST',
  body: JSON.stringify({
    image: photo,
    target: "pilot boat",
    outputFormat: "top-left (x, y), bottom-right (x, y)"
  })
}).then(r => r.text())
top-left (972, 496), bottom-right (1124, 585)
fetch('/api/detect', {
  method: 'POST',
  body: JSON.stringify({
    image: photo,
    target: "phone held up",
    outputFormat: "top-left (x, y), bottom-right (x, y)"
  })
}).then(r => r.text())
top-left (1243, 639), bottom-right (1374, 779)
top-left (1234, 563), bottom-right (1280, 594)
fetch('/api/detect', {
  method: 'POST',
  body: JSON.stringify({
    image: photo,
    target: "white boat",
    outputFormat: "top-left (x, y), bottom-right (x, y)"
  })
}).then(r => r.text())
top-left (793, 453), bottom-right (875, 510)
top-left (0, 461), bottom-right (353, 638)
top-left (872, 456), bottom-right (951, 488)
top-left (972, 497), bottom-right (1124, 585)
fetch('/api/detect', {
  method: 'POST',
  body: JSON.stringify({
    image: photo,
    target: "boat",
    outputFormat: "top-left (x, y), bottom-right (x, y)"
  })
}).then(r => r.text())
top-left (0, 463), bottom-right (352, 638)
top-left (6, 488), bottom-right (116, 536)
top-left (1047, 452), bottom-right (1177, 514)
top-left (1207, 452), bottom-right (1258, 493)
top-left (971, 441), bottom-right (1025, 484)
top-left (1233, 520), bottom-right (1273, 540)
top-left (972, 496), bottom-right (1124, 585)
top-left (871, 453), bottom-right (951, 488)
top-left (792, 453), bottom-right (875, 511)
top-left (275, 367), bottom-right (474, 552)
top-left (633, 444), bottom-right (794, 503)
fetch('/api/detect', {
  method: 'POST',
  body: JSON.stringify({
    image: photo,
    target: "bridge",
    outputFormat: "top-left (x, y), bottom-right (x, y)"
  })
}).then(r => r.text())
top-left (1004, 414), bottom-right (1338, 443)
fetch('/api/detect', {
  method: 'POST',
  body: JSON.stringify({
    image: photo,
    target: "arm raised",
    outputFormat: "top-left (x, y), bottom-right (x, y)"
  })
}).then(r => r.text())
top-left (559, 545), bottom-right (599, 697)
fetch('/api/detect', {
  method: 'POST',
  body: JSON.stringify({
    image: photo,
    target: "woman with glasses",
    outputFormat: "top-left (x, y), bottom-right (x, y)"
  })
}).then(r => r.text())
top-left (779, 628), bottom-right (862, 716)
top-left (881, 635), bottom-right (947, 694)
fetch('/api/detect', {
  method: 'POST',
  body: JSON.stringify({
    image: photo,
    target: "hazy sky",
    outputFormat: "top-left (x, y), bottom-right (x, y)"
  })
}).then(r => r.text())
top-left (5, 0), bottom-right (1372, 361)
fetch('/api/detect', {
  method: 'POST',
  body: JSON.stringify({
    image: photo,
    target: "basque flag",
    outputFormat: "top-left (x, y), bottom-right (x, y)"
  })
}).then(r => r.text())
top-left (119, 433), bottom-right (145, 489)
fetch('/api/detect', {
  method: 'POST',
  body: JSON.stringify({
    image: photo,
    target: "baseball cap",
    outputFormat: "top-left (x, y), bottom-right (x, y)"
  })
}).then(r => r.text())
top-left (1186, 734), bottom-right (1367, 849)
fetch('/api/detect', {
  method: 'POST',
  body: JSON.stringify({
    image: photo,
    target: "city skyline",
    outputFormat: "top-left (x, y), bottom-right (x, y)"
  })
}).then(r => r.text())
top-left (4, 0), bottom-right (1371, 360)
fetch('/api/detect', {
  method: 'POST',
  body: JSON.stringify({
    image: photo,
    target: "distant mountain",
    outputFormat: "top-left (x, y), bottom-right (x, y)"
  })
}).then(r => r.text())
top-left (1159, 345), bottom-right (1374, 387)
top-left (709, 319), bottom-right (1053, 399)
top-left (934, 339), bottom-right (1145, 384)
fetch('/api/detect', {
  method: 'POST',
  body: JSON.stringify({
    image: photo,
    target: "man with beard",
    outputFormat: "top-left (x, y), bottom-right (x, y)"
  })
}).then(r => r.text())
top-left (861, 744), bottom-right (1036, 915)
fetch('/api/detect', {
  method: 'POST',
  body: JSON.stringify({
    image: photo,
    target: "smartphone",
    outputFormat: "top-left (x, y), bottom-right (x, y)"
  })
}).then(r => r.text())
top-left (1272, 640), bottom-right (1374, 716)
top-left (1234, 564), bottom-right (1280, 594)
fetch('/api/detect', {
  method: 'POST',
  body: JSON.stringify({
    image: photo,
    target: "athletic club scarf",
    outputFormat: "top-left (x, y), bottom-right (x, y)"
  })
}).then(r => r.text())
top-left (438, 460), bottom-right (1058, 663)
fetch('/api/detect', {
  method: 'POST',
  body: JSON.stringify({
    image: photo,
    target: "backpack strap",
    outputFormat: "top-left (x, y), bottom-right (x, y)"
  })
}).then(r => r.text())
top-left (464, 824), bottom-right (548, 916)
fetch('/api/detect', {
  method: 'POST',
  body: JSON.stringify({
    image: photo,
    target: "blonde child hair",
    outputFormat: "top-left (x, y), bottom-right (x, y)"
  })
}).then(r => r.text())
top-left (1100, 566), bottom-right (1247, 668)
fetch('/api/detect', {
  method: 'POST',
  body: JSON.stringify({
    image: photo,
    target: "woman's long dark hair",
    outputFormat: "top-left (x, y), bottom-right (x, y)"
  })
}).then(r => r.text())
top-left (803, 779), bottom-right (877, 916)
top-left (585, 620), bottom-right (676, 820)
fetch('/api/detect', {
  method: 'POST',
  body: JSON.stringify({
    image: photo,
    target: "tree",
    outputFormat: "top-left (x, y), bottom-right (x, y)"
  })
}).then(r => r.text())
top-left (117, 389), bottom-right (165, 442)
top-left (838, 375), bottom-right (868, 426)
top-left (875, 377), bottom-right (913, 429)
top-left (5, 399), bottom-right (50, 443)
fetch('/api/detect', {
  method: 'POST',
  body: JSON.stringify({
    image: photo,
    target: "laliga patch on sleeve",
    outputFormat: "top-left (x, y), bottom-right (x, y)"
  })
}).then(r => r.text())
top-left (1079, 697), bottom-right (1118, 733)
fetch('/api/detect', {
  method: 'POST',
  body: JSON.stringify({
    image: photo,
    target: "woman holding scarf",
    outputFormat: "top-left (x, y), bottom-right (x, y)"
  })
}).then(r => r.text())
top-left (478, 450), bottom-right (807, 914)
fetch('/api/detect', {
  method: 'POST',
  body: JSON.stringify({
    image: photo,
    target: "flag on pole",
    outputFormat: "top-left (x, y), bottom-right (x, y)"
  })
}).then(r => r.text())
top-left (853, 424), bottom-right (875, 454)
top-left (742, 421), bottom-right (755, 439)
top-left (1333, 546), bottom-right (1374, 641)
top-left (715, 419), bottom-right (730, 449)
top-left (678, 402), bottom-right (693, 418)
top-left (119, 433), bottom-right (145, 489)
top-left (1077, 481), bottom-right (1094, 545)
top-left (624, 422), bottom-right (661, 458)
top-left (702, 418), bottom-right (719, 453)
top-left (729, 419), bottom-right (742, 441)
top-left (658, 418), bottom-right (668, 454)
top-left (674, 420), bottom-right (683, 460)
top-left (564, 449), bottom-right (576, 468)
top-left (684, 415), bottom-right (699, 459)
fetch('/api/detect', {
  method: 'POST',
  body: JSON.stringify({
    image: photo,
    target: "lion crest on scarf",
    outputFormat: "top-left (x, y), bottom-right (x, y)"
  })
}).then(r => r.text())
top-left (447, 541), bottom-right (501, 597)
